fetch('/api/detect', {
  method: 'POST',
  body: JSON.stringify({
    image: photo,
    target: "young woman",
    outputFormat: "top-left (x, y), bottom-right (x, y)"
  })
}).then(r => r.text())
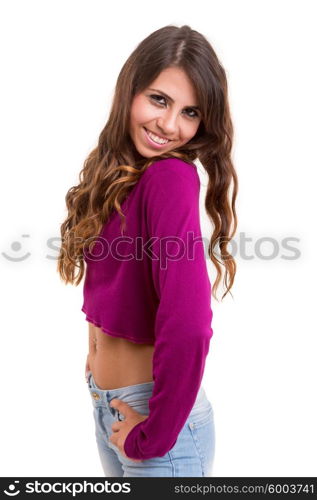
top-left (57, 24), bottom-right (238, 477)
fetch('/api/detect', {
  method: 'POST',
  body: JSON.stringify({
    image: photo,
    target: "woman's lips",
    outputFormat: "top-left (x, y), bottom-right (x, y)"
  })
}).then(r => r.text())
top-left (143, 127), bottom-right (172, 148)
top-left (144, 127), bottom-right (170, 142)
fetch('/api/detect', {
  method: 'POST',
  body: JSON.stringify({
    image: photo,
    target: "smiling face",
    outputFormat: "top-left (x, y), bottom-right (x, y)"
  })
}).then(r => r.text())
top-left (129, 66), bottom-right (202, 158)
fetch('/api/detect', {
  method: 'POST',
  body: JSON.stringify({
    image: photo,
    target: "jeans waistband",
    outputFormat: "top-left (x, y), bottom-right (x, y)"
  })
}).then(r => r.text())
top-left (86, 370), bottom-right (211, 418)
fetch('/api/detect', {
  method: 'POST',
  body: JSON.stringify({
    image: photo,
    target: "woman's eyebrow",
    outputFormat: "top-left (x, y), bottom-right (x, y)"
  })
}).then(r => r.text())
top-left (147, 87), bottom-right (200, 110)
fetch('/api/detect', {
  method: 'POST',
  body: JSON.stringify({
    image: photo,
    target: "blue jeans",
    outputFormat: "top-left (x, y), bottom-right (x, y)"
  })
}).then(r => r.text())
top-left (86, 371), bottom-right (215, 477)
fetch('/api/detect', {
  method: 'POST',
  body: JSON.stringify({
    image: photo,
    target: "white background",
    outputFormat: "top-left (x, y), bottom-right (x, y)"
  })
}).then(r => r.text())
top-left (0, 0), bottom-right (316, 477)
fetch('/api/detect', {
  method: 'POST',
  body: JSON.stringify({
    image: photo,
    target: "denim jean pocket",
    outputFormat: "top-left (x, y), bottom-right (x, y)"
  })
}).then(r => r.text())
top-left (188, 405), bottom-right (213, 429)
top-left (187, 406), bottom-right (215, 477)
top-left (126, 396), bottom-right (150, 409)
top-left (116, 398), bottom-right (150, 420)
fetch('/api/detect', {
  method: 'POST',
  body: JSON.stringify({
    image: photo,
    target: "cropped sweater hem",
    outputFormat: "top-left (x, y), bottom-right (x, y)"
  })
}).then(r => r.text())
top-left (81, 306), bottom-right (154, 345)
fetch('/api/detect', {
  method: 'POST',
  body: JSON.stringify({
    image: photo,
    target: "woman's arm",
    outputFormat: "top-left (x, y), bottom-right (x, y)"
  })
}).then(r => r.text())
top-left (123, 158), bottom-right (213, 460)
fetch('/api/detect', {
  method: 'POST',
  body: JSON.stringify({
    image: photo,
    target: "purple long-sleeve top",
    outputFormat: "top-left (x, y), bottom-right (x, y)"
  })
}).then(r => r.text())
top-left (81, 156), bottom-right (213, 460)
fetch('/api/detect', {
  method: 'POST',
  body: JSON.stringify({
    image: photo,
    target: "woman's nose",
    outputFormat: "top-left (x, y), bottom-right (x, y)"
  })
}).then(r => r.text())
top-left (157, 112), bottom-right (179, 136)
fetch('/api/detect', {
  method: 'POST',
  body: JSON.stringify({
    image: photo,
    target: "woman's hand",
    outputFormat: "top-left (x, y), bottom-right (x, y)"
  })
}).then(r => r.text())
top-left (109, 399), bottom-right (148, 462)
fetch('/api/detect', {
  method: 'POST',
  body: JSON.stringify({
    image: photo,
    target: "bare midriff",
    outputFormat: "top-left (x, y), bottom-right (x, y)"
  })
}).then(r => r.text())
top-left (87, 322), bottom-right (155, 390)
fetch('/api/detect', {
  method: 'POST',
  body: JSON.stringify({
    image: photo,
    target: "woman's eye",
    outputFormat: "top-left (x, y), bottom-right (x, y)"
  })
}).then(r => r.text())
top-left (149, 94), bottom-right (166, 106)
top-left (185, 108), bottom-right (199, 119)
top-left (149, 94), bottom-right (199, 119)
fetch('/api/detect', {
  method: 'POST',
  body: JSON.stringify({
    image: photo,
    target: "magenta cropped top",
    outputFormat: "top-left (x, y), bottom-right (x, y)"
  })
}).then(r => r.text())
top-left (81, 156), bottom-right (214, 460)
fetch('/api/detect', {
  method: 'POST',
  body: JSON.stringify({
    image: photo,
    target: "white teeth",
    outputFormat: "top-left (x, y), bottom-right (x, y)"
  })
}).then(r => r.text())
top-left (146, 128), bottom-right (169, 145)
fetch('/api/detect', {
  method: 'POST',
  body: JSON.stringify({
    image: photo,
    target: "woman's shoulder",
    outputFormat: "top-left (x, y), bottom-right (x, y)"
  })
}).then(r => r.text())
top-left (141, 156), bottom-right (199, 185)
top-left (137, 156), bottom-right (200, 206)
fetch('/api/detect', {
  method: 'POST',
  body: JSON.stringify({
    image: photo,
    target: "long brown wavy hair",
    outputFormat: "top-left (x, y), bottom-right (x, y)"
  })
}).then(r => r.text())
top-left (57, 24), bottom-right (238, 301)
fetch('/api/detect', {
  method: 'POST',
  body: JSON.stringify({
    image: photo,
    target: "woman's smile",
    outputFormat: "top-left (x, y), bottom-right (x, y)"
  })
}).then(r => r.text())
top-left (143, 127), bottom-right (172, 148)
